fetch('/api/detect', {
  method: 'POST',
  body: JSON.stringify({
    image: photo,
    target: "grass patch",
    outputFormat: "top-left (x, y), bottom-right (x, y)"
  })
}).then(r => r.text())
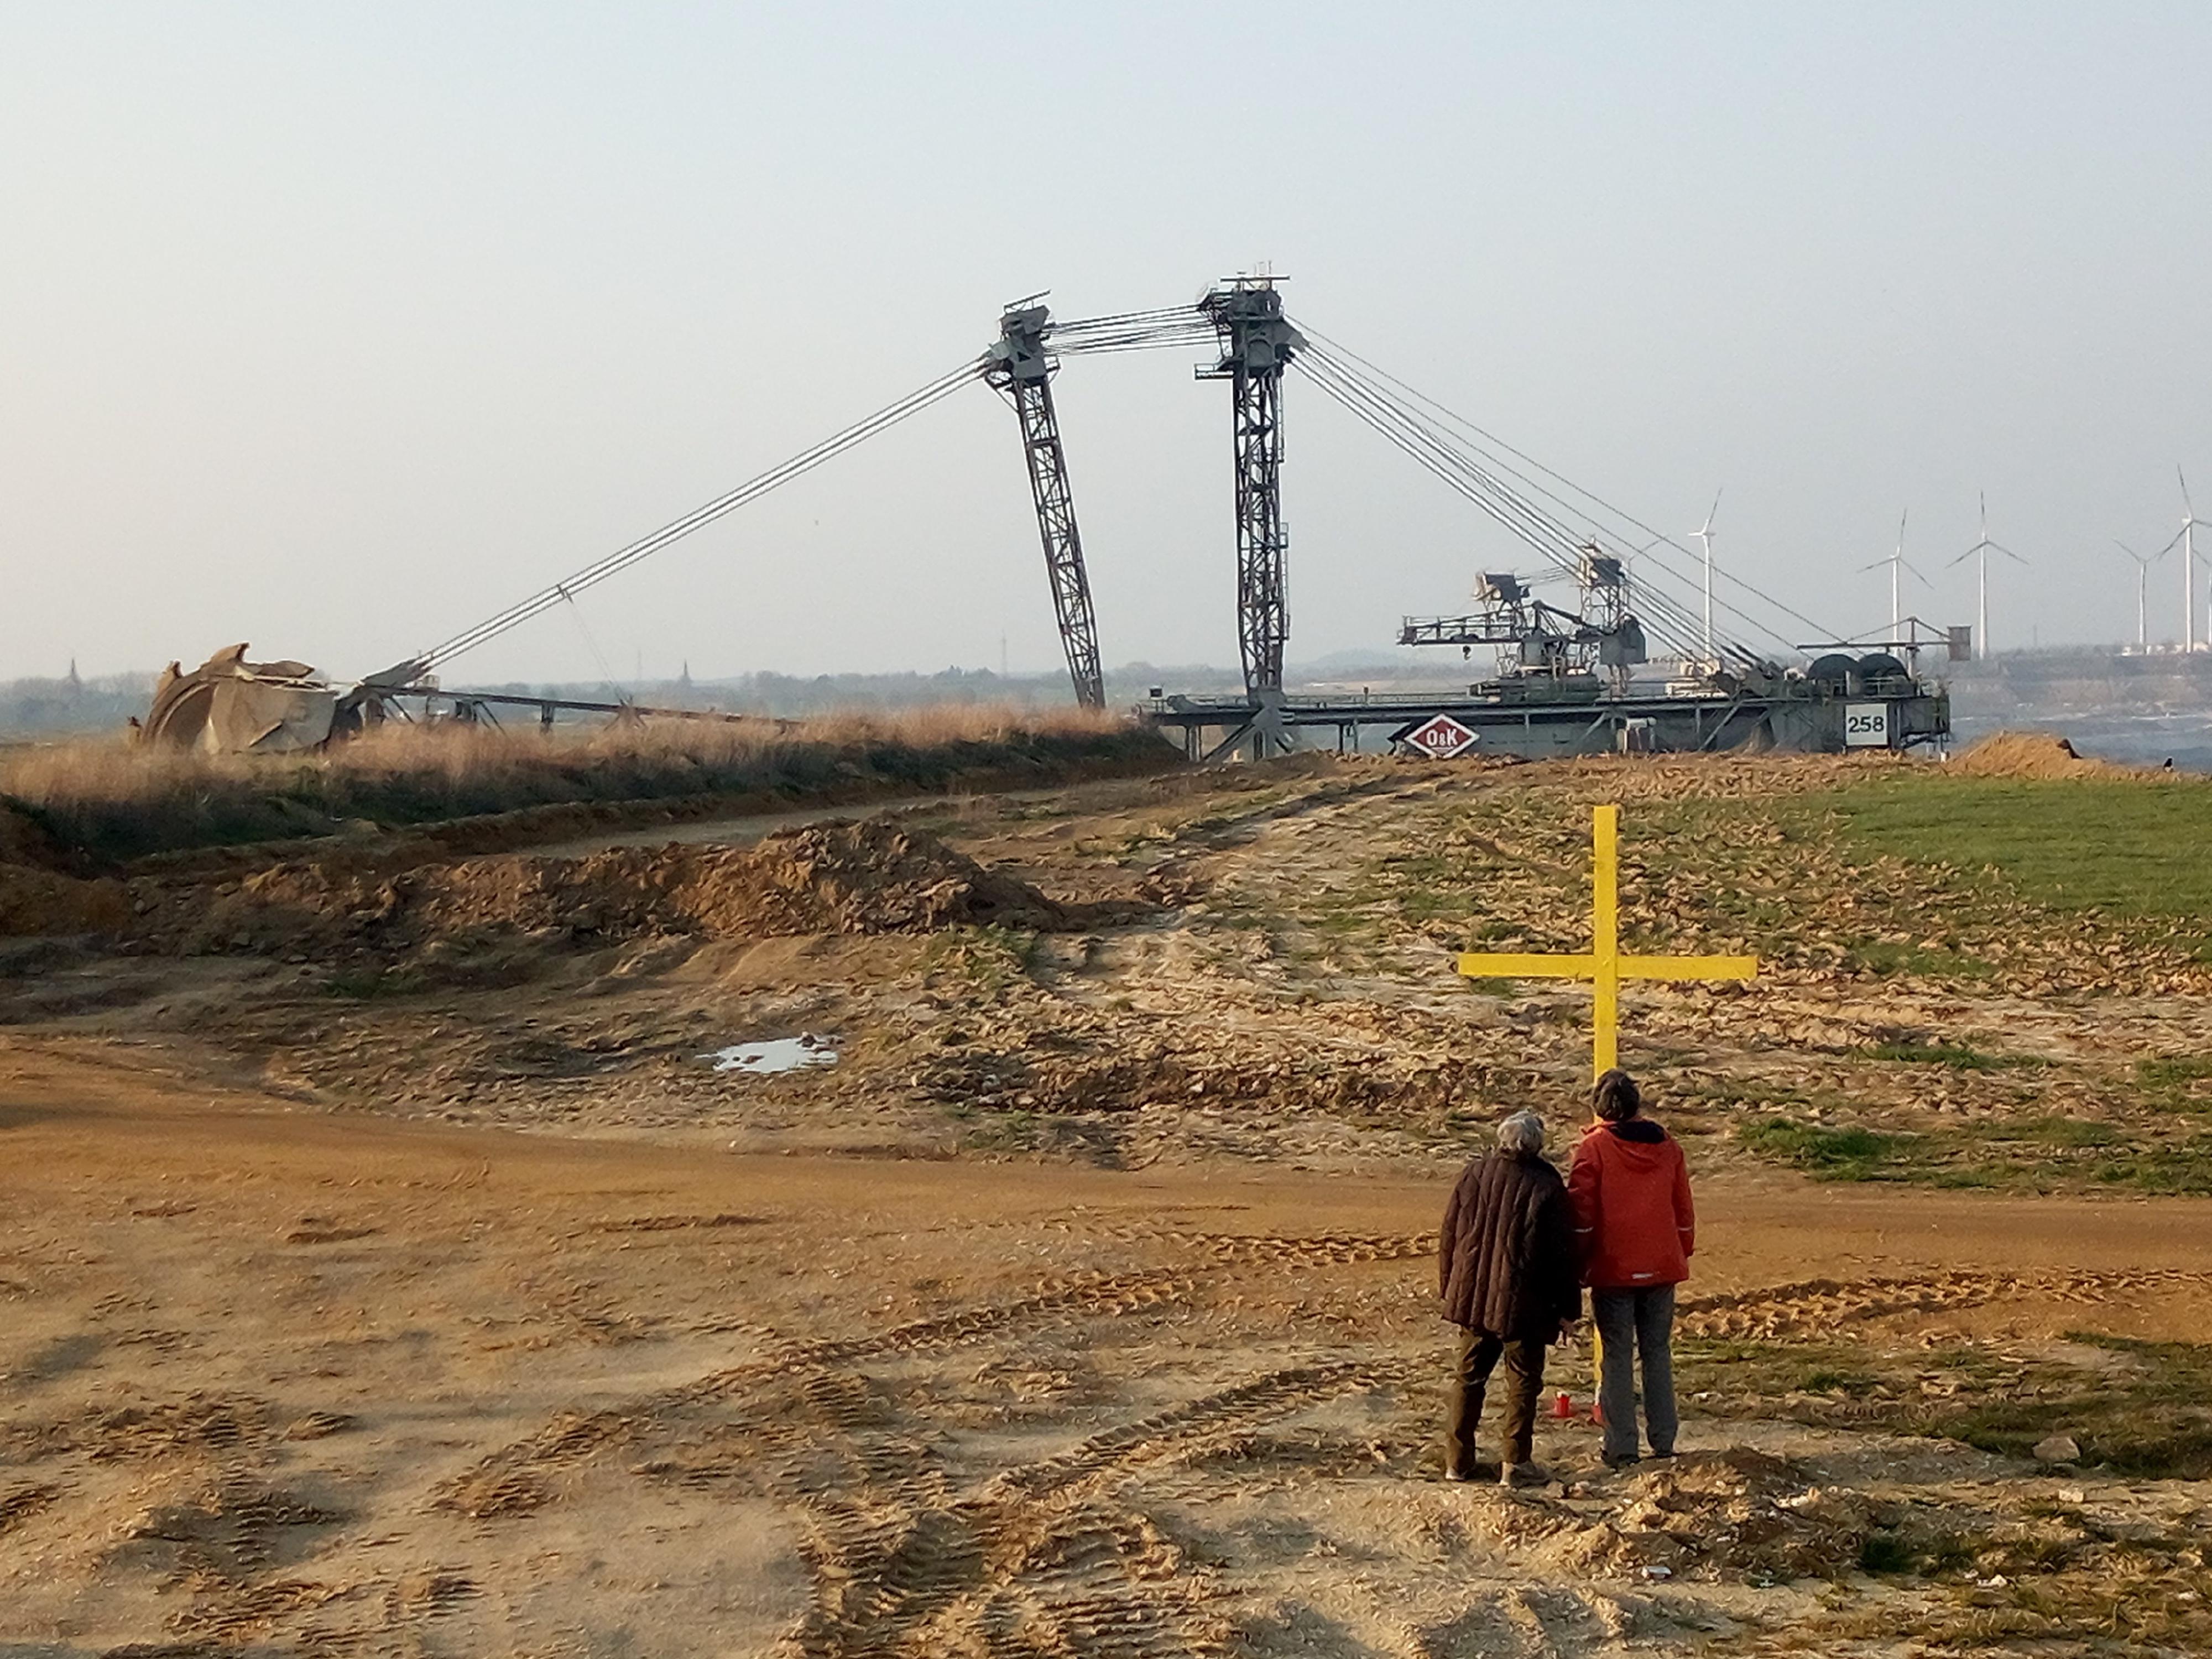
top-left (325, 967), bottom-right (429, 999)
top-left (1841, 940), bottom-right (1999, 979)
top-left (921, 926), bottom-right (1039, 993)
top-left (1973, 1115), bottom-right (2119, 1149)
top-left (1681, 1334), bottom-right (2212, 1480)
top-left (1739, 1110), bottom-right (2212, 1194)
top-left (1857, 1531), bottom-right (1917, 1575)
top-left (2135, 1055), bottom-right (2212, 1114)
top-left (2084, 1137), bottom-right (2212, 1194)
top-left (1739, 1117), bottom-right (1916, 1180)
top-left (1824, 773), bottom-right (2212, 954)
top-left (1937, 1334), bottom-right (2212, 1478)
top-left (1864, 1041), bottom-right (2044, 1071)
top-left (1798, 1366), bottom-right (1884, 1393)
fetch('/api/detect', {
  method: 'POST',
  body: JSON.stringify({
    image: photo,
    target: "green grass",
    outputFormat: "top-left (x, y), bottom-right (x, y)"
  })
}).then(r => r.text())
top-left (1840, 940), bottom-right (1999, 979)
top-left (1679, 1334), bottom-right (2212, 1481)
top-left (2083, 1137), bottom-right (2212, 1193)
top-left (1974, 1115), bottom-right (2120, 1149)
top-left (325, 966), bottom-right (429, 999)
top-left (1798, 1365), bottom-right (1885, 1393)
top-left (1360, 773), bottom-right (2212, 997)
top-left (921, 926), bottom-right (1039, 993)
top-left (1739, 1117), bottom-right (1914, 1180)
top-left (1458, 978), bottom-right (1521, 998)
top-left (1863, 1041), bottom-right (2044, 1071)
top-left (1737, 1111), bottom-right (2212, 1193)
top-left (2138, 1055), bottom-right (2212, 1087)
top-left (2136, 1056), bottom-right (2212, 1113)
top-left (1856, 1531), bottom-right (1919, 1575)
top-left (1373, 851), bottom-right (1469, 923)
top-left (1938, 1334), bottom-right (2212, 1478)
top-left (1824, 774), bottom-right (2212, 950)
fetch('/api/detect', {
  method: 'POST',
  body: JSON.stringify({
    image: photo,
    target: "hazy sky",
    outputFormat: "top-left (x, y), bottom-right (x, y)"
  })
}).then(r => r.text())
top-left (6, 3), bottom-right (2211, 687)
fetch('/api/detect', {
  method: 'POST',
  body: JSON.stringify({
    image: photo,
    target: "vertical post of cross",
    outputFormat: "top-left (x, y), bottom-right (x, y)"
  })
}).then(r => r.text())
top-left (1592, 804), bottom-right (1620, 1079)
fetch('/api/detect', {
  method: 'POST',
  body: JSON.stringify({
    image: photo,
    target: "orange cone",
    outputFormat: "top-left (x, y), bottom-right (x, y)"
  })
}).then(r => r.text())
top-left (1551, 1391), bottom-right (1574, 1420)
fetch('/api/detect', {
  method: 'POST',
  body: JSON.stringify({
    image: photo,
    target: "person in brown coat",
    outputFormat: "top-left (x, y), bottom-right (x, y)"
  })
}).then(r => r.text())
top-left (1437, 1109), bottom-right (1582, 1486)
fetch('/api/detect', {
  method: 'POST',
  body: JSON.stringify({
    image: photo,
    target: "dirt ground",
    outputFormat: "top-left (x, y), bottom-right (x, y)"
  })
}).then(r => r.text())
top-left (5, 752), bottom-right (2212, 1655)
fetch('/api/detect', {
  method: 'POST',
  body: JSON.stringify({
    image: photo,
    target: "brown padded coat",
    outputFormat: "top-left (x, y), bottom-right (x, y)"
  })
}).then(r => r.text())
top-left (1437, 1150), bottom-right (1583, 1336)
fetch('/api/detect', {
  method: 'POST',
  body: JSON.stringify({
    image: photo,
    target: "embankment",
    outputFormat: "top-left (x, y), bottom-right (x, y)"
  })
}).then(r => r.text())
top-left (0, 709), bottom-right (1178, 872)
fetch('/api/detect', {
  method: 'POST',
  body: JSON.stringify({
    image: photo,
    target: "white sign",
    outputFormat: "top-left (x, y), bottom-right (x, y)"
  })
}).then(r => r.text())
top-left (1403, 713), bottom-right (1481, 759)
top-left (1844, 702), bottom-right (1892, 748)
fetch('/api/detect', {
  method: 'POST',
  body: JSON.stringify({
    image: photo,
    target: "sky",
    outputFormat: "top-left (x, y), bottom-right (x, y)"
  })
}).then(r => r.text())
top-left (4, 2), bottom-right (2211, 688)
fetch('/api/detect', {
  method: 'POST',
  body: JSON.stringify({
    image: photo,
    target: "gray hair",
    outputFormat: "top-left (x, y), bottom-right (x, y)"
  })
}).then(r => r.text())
top-left (1497, 1110), bottom-right (1545, 1154)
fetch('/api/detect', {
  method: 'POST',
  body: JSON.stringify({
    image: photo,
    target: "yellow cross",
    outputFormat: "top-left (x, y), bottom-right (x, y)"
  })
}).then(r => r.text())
top-left (1456, 804), bottom-right (1756, 1079)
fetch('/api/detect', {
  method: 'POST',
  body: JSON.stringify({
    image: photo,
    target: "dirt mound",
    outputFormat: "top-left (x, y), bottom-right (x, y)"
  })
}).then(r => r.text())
top-left (144, 819), bottom-right (1075, 955)
top-left (1951, 732), bottom-right (2132, 779)
top-left (912, 1021), bottom-right (1502, 1121)
top-left (707, 820), bottom-right (1067, 935)
top-left (0, 864), bottom-right (131, 937)
top-left (0, 803), bottom-right (71, 874)
top-left (1486, 1449), bottom-right (1872, 1584)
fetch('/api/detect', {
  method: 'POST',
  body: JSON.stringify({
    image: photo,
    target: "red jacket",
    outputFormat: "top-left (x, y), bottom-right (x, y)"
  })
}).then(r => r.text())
top-left (1567, 1119), bottom-right (1695, 1290)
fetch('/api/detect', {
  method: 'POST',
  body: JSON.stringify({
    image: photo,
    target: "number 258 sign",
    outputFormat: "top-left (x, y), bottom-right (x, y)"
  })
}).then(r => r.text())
top-left (1844, 703), bottom-right (1892, 748)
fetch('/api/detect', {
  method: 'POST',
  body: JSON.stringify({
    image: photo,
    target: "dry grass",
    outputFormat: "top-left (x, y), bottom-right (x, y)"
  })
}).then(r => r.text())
top-left (0, 705), bottom-right (1157, 867)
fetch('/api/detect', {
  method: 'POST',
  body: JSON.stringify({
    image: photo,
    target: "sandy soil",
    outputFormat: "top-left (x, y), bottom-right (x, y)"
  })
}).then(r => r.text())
top-left (4, 1040), bottom-right (2210, 1656)
top-left (5, 752), bottom-right (2212, 1655)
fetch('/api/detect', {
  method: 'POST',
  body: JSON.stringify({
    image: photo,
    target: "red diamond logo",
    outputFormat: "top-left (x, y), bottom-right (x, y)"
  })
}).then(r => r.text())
top-left (1402, 714), bottom-right (1480, 759)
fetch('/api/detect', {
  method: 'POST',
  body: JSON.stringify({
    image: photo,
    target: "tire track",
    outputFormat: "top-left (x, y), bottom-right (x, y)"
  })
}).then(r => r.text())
top-left (437, 1228), bottom-right (1428, 1521)
top-left (435, 1267), bottom-right (1188, 1519)
top-left (1679, 1266), bottom-right (2212, 1340)
top-left (775, 1357), bottom-right (1411, 1659)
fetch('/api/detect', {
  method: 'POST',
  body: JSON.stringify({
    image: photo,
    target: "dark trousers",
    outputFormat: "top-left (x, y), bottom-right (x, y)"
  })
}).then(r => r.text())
top-left (1444, 1325), bottom-right (1544, 1474)
top-left (1592, 1284), bottom-right (1678, 1462)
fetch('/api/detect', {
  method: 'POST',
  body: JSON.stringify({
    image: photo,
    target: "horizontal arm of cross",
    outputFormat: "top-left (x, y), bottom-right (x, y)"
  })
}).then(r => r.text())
top-left (1455, 952), bottom-right (1756, 983)
top-left (1454, 952), bottom-right (1596, 979)
top-left (1617, 954), bottom-right (1757, 982)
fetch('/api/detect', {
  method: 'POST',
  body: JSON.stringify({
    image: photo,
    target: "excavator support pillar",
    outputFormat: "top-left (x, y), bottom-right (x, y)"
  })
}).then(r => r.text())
top-left (985, 304), bottom-right (1105, 709)
top-left (1198, 280), bottom-right (1304, 714)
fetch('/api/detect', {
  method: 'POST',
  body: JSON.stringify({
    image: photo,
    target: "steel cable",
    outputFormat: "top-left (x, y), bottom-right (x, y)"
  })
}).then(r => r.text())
top-left (1296, 322), bottom-right (1839, 651)
top-left (1294, 351), bottom-right (1722, 663)
top-left (384, 359), bottom-right (984, 682)
top-left (1295, 346), bottom-right (1770, 664)
top-left (1296, 347), bottom-right (1724, 650)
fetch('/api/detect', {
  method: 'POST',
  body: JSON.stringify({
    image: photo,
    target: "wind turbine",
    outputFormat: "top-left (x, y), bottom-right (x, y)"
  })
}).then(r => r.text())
top-left (1859, 508), bottom-right (1924, 636)
top-left (1946, 492), bottom-right (2027, 660)
top-left (2161, 468), bottom-right (2203, 652)
top-left (2115, 540), bottom-right (2169, 650)
top-left (1687, 488), bottom-right (1721, 663)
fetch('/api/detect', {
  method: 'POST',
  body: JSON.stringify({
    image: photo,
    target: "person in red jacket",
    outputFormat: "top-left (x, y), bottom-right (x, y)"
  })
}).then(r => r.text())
top-left (1567, 1068), bottom-right (1695, 1468)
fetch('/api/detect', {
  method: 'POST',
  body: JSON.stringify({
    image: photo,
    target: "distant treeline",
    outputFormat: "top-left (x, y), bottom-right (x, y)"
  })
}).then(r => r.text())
top-left (1, 658), bottom-right (1286, 737)
top-left (0, 670), bottom-right (151, 738)
top-left (453, 662), bottom-right (1253, 717)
